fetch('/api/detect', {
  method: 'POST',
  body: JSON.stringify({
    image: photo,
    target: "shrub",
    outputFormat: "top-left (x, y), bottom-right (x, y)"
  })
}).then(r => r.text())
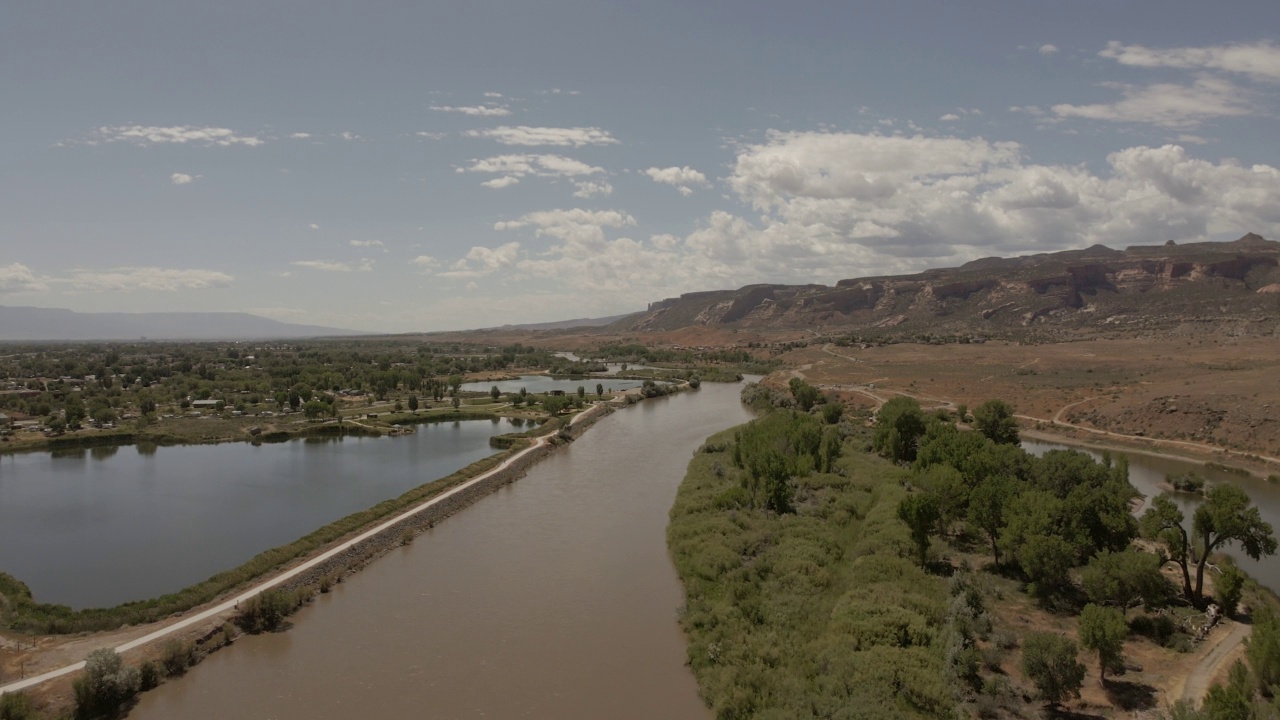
top-left (137, 660), bottom-right (162, 691)
top-left (73, 648), bottom-right (140, 720)
top-left (1021, 632), bottom-right (1084, 706)
top-left (161, 639), bottom-right (193, 676)
top-left (235, 588), bottom-right (299, 633)
top-left (0, 692), bottom-right (35, 720)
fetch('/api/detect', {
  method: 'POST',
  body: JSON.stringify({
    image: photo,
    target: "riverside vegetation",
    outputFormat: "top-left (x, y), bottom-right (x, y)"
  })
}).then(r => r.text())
top-left (669, 380), bottom-right (1280, 719)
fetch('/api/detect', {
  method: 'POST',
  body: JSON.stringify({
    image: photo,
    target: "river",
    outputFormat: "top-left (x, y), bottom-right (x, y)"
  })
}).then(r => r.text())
top-left (128, 380), bottom-right (754, 720)
top-left (0, 419), bottom-right (520, 609)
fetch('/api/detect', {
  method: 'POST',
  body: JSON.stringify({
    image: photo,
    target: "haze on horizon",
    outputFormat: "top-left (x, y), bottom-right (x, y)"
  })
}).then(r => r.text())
top-left (3, 1), bottom-right (1279, 333)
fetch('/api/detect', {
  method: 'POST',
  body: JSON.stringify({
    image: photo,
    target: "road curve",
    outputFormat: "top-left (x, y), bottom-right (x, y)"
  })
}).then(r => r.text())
top-left (0, 409), bottom-right (594, 696)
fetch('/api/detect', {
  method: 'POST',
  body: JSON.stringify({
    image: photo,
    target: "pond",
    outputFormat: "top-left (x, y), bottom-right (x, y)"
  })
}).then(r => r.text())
top-left (0, 419), bottom-right (521, 609)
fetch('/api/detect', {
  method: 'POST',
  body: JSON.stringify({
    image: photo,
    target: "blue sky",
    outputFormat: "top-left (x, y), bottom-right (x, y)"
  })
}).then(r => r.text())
top-left (3, 1), bottom-right (1279, 331)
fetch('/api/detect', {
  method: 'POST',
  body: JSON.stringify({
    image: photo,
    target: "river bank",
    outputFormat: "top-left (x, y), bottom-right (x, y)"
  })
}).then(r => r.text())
top-left (0, 400), bottom-right (621, 716)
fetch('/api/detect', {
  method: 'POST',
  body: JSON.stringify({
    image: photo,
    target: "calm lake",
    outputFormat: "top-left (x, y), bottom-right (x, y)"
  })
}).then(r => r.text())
top-left (0, 419), bottom-right (520, 609)
top-left (128, 380), bottom-right (755, 720)
top-left (1023, 439), bottom-right (1280, 594)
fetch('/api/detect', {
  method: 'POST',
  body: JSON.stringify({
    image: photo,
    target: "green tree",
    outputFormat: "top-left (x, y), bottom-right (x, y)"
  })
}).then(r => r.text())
top-left (491, 385), bottom-right (501, 401)
top-left (577, 385), bottom-right (585, 399)
top-left (1201, 660), bottom-right (1254, 720)
top-left (1019, 534), bottom-right (1075, 599)
top-left (1192, 484), bottom-right (1277, 604)
top-left (448, 374), bottom-right (463, 395)
top-left (821, 401), bottom-right (843, 425)
top-left (972, 399), bottom-right (1020, 445)
top-left (788, 377), bottom-right (822, 411)
top-left (73, 648), bottom-right (140, 720)
top-left (1247, 606), bottom-right (1280, 693)
top-left (873, 397), bottom-right (926, 463)
top-left (1022, 632), bottom-right (1085, 706)
top-left (1080, 549), bottom-right (1171, 613)
top-left (139, 394), bottom-right (157, 415)
top-left (596, 383), bottom-right (604, 397)
top-left (1216, 562), bottom-right (1245, 617)
top-left (407, 394), bottom-right (419, 412)
top-left (302, 399), bottom-right (327, 419)
top-left (968, 474), bottom-right (1017, 567)
top-left (451, 396), bottom-right (461, 409)
top-left (898, 493), bottom-right (940, 567)
top-left (1142, 494), bottom-right (1195, 602)
top-left (1079, 603), bottom-right (1127, 680)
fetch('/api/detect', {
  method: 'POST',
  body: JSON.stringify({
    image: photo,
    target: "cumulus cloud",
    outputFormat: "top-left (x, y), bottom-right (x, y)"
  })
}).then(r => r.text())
top-left (338, 131), bottom-right (362, 141)
top-left (572, 180), bottom-right (613, 198)
top-left (89, 125), bottom-right (263, 147)
top-left (291, 259), bottom-right (374, 272)
top-left (0, 263), bottom-right (49, 293)
top-left (1051, 75), bottom-right (1255, 127)
top-left (170, 173), bottom-right (196, 185)
top-left (290, 132), bottom-right (313, 139)
top-left (1099, 40), bottom-right (1280, 81)
top-left (437, 242), bottom-right (522, 278)
top-left (939, 113), bottom-right (961, 122)
top-left (644, 166), bottom-right (711, 196)
top-left (481, 176), bottom-right (521, 189)
top-left (414, 131), bottom-right (445, 140)
top-left (464, 126), bottom-right (618, 147)
top-left (461, 154), bottom-right (605, 189)
top-left (309, 223), bottom-right (321, 230)
top-left (1039, 44), bottom-right (1059, 55)
top-left (429, 104), bottom-right (511, 117)
top-left (65, 267), bottom-right (234, 292)
top-left (706, 131), bottom-right (1280, 278)
top-left (410, 255), bottom-right (439, 269)
top-left (350, 240), bottom-right (385, 249)
top-left (495, 208), bottom-right (636, 254)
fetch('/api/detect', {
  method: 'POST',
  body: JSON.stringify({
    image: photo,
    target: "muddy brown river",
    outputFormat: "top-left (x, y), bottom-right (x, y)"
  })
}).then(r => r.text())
top-left (129, 381), bottom-right (754, 719)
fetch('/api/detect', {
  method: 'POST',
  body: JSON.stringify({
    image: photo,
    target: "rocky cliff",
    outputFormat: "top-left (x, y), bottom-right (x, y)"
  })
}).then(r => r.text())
top-left (615, 234), bottom-right (1280, 337)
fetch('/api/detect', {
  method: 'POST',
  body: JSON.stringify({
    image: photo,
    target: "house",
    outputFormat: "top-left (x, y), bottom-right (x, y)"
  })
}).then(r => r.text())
top-left (191, 399), bottom-right (219, 409)
top-left (0, 412), bottom-right (9, 427)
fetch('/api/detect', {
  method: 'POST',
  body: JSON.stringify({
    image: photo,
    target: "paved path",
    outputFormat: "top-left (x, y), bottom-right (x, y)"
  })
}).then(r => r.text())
top-left (0, 409), bottom-right (593, 696)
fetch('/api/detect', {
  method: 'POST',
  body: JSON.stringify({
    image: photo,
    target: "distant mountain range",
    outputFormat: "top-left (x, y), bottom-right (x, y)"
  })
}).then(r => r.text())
top-left (495, 313), bottom-right (638, 331)
top-left (610, 233), bottom-right (1280, 339)
top-left (0, 306), bottom-right (364, 342)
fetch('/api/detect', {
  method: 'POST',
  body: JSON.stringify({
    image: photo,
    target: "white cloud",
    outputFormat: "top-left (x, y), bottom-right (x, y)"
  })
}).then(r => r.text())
top-left (699, 131), bottom-right (1280, 280)
top-left (644, 166), bottom-right (711, 196)
top-left (496, 208), bottom-right (636, 251)
top-left (414, 131), bottom-right (445, 140)
top-left (938, 113), bottom-right (961, 122)
top-left (350, 240), bottom-right (385, 249)
top-left (1099, 40), bottom-right (1280, 81)
top-left (291, 259), bottom-right (374, 272)
top-left (338, 131), bottom-right (362, 141)
top-left (481, 176), bottom-right (521, 189)
top-left (464, 126), bottom-right (618, 147)
top-left (290, 132), bottom-right (313, 139)
top-left (429, 104), bottom-right (511, 117)
top-left (309, 223), bottom-right (321, 230)
top-left (90, 125), bottom-right (263, 147)
top-left (572, 180), bottom-right (613, 198)
top-left (483, 92), bottom-right (504, 98)
top-left (410, 255), bottom-right (439, 269)
top-left (438, 242), bottom-right (522, 278)
top-left (0, 263), bottom-right (49, 293)
top-left (461, 154), bottom-right (605, 188)
top-left (65, 267), bottom-right (234, 292)
top-left (1051, 75), bottom-right (1255, 128)
top-left (169, 172), bottom-right (196, 185)
top-left (1039, 44), bottom-right (1059, 55)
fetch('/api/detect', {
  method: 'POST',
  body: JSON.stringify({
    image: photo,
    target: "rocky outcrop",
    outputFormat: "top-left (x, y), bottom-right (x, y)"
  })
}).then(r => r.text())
top-left (612, 234), bottom-right (1280, 335)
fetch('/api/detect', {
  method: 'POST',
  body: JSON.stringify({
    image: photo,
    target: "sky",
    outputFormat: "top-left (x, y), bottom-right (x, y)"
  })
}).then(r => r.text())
top-left (2, 1), bottom-right (1279, 332)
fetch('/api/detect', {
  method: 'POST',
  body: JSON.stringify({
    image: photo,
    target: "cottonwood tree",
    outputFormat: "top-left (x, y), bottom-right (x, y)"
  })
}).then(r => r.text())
top-left (873, 397), bottom-right (926, 463)
top-left (1022, 632), bottom-right (1085, 707)
top-left (972, 399), bottom-right (1020, 445)
top-left (1079, 604), bottom-right (1127, 680)
top-left (968, 474), bottom-right (1017, 567)
top-left (1141, 494), bottom-right (1195, 602)
top-left (1080, 549), bottom-right (1171, 614)
top-left (1192, 484), bottom-right (1277, 604)
top-left (898, 493), bottom-right (940, 567)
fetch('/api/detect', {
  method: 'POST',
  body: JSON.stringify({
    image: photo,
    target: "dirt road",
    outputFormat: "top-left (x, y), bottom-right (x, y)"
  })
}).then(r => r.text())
top-left (1180, 621), bottom-right (1251, 703)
